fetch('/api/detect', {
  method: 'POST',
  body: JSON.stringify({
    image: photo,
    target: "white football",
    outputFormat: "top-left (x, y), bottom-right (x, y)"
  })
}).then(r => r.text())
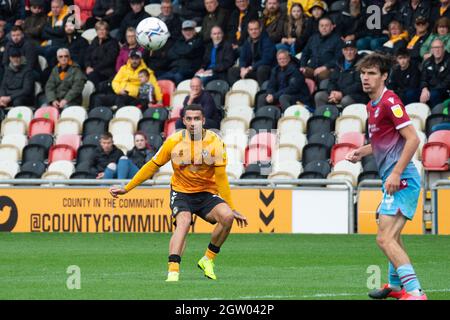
top-left (136, 17), bottom-right (170, 51)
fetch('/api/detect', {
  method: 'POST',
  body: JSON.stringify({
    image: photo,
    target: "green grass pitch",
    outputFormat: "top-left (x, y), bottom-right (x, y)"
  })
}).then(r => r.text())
top-left (0, 233), bottom-right (449, 300)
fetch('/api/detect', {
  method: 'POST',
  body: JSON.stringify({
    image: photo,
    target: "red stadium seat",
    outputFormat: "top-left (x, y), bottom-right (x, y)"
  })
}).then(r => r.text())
top-left (305, 78), bottom-right (317, 95)
top-left (337, 132), bottom-right (365, 147)
top-left (331, 143), bottom-right (358, 166)
top-left (427, 130), bottom-right (450, 150)
top-left (249, 132), bottom-right (276, 154)
top-left (55, 134), bottom-right (81, 156)
top-left (421, 142), bottom-right (449, 171)
top-left (34, 106), bottom-right (59, 123)
top-left (48, 144), bottom-right (76, 163)
top-left (164, 118), bottom-right (179, 138)
top-left (158, 80), bottom-right (176, 107)
top-left (245, 145), bottom-right (271, 165)
top-left (28, 118), bottom-right (54, 137)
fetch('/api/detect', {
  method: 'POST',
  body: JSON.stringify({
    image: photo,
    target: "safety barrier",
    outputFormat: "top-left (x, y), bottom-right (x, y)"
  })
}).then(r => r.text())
top-left (431, 180), bottom-right (450, 235)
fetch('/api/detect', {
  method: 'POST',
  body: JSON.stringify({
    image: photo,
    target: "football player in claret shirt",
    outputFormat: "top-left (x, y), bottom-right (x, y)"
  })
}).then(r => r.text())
top-left (346, 53), bottom-right (427, 300)
top-left (110, 104), bottom-right (248, 282)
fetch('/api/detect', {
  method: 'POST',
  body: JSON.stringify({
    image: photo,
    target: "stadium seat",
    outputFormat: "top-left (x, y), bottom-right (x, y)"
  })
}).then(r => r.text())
top-left (331, 142), bottom-right (358, 166)
top-left (308, 132), bottom-right (336, 151)
top-left (231, 79), bottom-right (259, 106)
top-left (337, 132), bottom-right (365, 147)
top-left (34, 106), bottom-right (59, 123)
top-left (432, 101), bottom-right (449, 115)
top-left (0, 160), bottom-right (20, 179)
top-left (358, 171), bottom-right (380, 184)
top-left (171, 90), bottom-right (189, 108)
top-left (330, 0), bottom-right (346, 12)
top-left (249, 132), bottom-right (276, 151)
top-left (274, 132), bottom-right (307, 161)
top-left (306, 115), bottom-right (333, 137)
top-left (284, 104), bottom-right (311, 124)
top-left (109, 118), bottom-right (135, 136)
top-left (314, 105), bottom-right (339, 123)
top-left (245, 145), bottom-right (271, 165)
top-left (269, 160), bottom-right (303, 179)
top-left (88, 107), bottom-right (113, 122)
top-left (405, 103), bottom-right (430, 132)
top-left (278, 115), bottom-right (306, 135)
top-left (48, 145), bottom-right (76, 163)
top-left (41, 171), bottom-right (67, 181)
top-left (302, 143), bottom-right (329, 166)
top-left (144, 3), bottom-right (161, 16)
top-left (147, 133), bottom-right (164, 150)
top-left (299, 160), bottom-right (331, 179)
top-left (70, 172), bottom-right (96, 179)
top-left (81, 28), bottom-right (97, 44)
top-left (342, 103), bottom-right (367, 125)
top-left (428, 130), bottom-right (450, 149)
top-left (1, 134), bottom-right (27, 159)
top-left (169, 104), bottom-right (184, 119)
top-left (28, 118), bottom-right (54, 137)
top-left (240, 162), bottom-right (272, 179)
top-left (328, 160), bottom-right (362, 186)
top-left (113, 133), bottom-right (134, 153)
top-left (0, 145), bottom-right (20, 162)
top-left (7, 106), bottom-right (34, 126)
top-left (47, 160), bottom-right (75, 179)
top-left (421, 142), bottom-right (449, 171)
top-left (250, 116), bottom-right (277, 131)
top-left (17, 161), bottom-right (46, 178)
top-left (255, 105), bottom-right (281, 121)
top-left (226, 161), bottom-right (244, 180)
top-left (115, 106), bottom-right (143, 130)
top-left (223, 132), bottom-right (248, 160)
top-left (82, 134), bottom-right (101, 147)
top-left (225, 91), bottom-right (252, 109)
top-left (76, 145), bottom-right (96, 164)
top-left (55, 134), bottom-right (81, 154)
top-left (22, 145), bottom-right (47, 163)
top-left (425, 114), bottom-right (450, 137)
top-left (138, 118), bottom-right (165, 137)
top-left (176, 79), bottom-right (192, 91)
top-left (335, 115), bottom-right (364, 135)
top-left (220, 117), bottom-right (248, 134)
top-left (55, 118), bottom-right (82, 135)
top-left (226, 145), bottom-right (244, 163)
top-left (28, 134), bottom-right (53, 153)
top-left (362, 155), bottom-right (378, 173)
top-left (82, 81), bottom-right (96, 108)
top-left (305, 78), bottom-right (316, 95)
top-left (143, 107), bottom-right (169, 122)
top-left (164, 118), bottom-right (179, 138)
top-left (205, 80), bottom-right (230, 99)
top-left (60, 106), bottom-right (88, 127)
top-left (157, 80), bottom-right (176, 106)
top-left (225, 105), bottom-right (254, 128)
top-left (1, 118), bottom-right (27, 136)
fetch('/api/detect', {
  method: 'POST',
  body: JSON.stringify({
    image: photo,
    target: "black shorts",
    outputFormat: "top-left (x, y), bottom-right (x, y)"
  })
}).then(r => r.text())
top-left (169, 188), bottom-right (225, 224)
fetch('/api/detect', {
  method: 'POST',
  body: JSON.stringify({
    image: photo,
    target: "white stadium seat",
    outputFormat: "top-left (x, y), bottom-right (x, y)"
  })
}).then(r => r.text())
top-left (7, 106), bottom-right (34, 126)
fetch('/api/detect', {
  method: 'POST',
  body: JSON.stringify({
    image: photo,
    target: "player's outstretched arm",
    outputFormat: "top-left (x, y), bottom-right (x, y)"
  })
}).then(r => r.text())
top-left (345, 144), bottom-right (373, 163)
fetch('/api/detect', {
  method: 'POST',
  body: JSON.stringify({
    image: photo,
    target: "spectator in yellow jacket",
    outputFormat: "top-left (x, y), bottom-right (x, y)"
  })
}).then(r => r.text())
top-left (287, 0), bottom-right (323, 16)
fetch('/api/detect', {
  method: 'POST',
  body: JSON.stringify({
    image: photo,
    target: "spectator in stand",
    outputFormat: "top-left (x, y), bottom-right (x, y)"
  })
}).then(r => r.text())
top-left (145, 37), bottom-right (174, 77)
top-left (387, 48), bottom-right (421, 105)
top-left (92, 49), bottom-right (162, 109)
top-left (262, 0), bottom-right (285, 45)
top-left (406, 16), bottom-right (430, 64)
top-left (0, 48), bottom-right (34, 108)
top-left (0, 0), bottom-right (26, 34)
top-left (381, 20), bottom-right (409, 56)
top-left (227, 0), bottom-right (259, 50)
top-left (257, 49), bottom-right (312, 111)
top-left (159, 20), bottom-right (204, 85)
top-left (180, 0), bottom-right (207, 25)
top-left (228, 19), bottom-right (276, 85)
top-left (118, 0), bottom-right (149, 44)
top-left (420, 39), bottom-right (450, 108)
top-left (116, 27), bottom-right (145, 72)
top-left (175, 77), bottom-right (221, 130)
top-left (302, 1), bottom-right (327, 41)
top-left (399, 0), bottom-right (431, 36)
top-left (195, 25), bottom-right (235, 85)
top-left (89, 132), bottom-right (124, 179)
top-left (74, 0), bottom-right (96, 28)
top-left (0, 26), bottom-right (6, 81)
top-left (45, 48), bottom-right (87, 109)
top-left (277, 3), bottom-right (308, 55)
top-left (40, 0), bottom-right (71, 65)
top-left (201, 0), bottom-right (228, 43)
top-left (158, 0), bottom-right (182, 41)
top-left (23, 0), bottom-right (47, 46)
top-left (135, 69), bottom-right (161, 109)
top-left (420, 17), bottom-right (450, 60)
top-left (103, 132), bottom-right (155, 179)
top-left (334, 0), bottom-right (364, 42)
top-left (430, 0), bottom-right (450, 23)
top-left (300, 16), bottom-right (342, 81)
top-left (287, 1), bottom-right (319, 17)
top-left (381, 0), bottom-right (402, 31)
top-left (355, 1), bottom-right (390, 51)
top-left (314, 40), bottom-right (366, 108)
top-left (86, 0), bottom-right (126, 30)
top-left (84, 21), bottom-right (120, 90)
top-left (61, 21), bottom-right (89, 69)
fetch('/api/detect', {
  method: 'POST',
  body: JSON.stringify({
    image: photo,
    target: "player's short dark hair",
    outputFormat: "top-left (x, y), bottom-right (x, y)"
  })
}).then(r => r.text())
top-left (356, 53), bottom-right (393, 75)
top-left (138, 69), bottom-right (150, 77)
top-left (184, 104), bottom-right (204, 116)
top-left (100, 132), bottom-right (113, 140)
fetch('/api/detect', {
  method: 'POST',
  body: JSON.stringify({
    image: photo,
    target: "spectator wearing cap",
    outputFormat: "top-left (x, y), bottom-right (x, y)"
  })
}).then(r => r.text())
top-left (74, 0), bottom-right (96, 28)
top-left (406, 16), bottom-right (430, 64)
top-left (387, 48), bottom-right (421, 105)
top-left (61, 21), bottom-right (89, 70)
top-left (228, 19), bottom-right (276, 86)
top-left (195, 25), bottom-right (235, 85)
top-left (314, 40), bottom-right (366, 108)
top-left (399, 0), bottom-right (431, 36)
top-left (92, 49), bottom-right (162, 109)
top-left (118, 0), bottom-right (149, 44)
top-left (0, 0), bottom-right (26, 34)
top-left (334, 0), bottom-right (364, 42)
top-left (420, 39), bottom-right (450, 108)
top-left (300, 16), bottom-right (342, 82)
top-left (381, 20), bottom-right (409, 56)
top-left (227, 0), bottom-right (259, 50)
top-left (420, 17), bottom-right (450, 60)
top-left (0, 47), bottom-right (34, 108)
top-left (23, 0), bottom-right (47, 46)
top-left (159, 20), bottom-right (204, 85)
top-left (115, 27), bottom-right (145, 72)
top-left (86, 0), bottom-right (126, 30)
top-left (262, 0), bottom-right (285, 44)
top-left (45, 48), bottom-right (87, 109)
top-left (84, 21), bottom-right (120, 90)
top-left (176, 77), bottom-right (222, 130)
top-left (201, 0), bottom-right (228, 43)
top-left (179, 0), bottom-right (207, 25)
top-left (302, 0), bottom-right (327, 41)
top-left (257, 49), bottom-right (312, 111)
top-left (277, 3), bottom-right (308, 55)
top-left (158, 0), bottom-right (183, 41)
top-left (430, 0), bottom-right (450, 23)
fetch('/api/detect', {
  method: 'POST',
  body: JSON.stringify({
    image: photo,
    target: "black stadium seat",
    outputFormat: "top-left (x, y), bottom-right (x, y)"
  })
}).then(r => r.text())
top-left (28, 134), bottom-right (53, 153)
top-left (70, 172), bottom-right (96, 179)
top-left (22, 145), bottom-right (47, 163)
top-left (299, 160), bottom-right (331, 179)
top-left (147, 133), bottom-right (164, 150)
top-left (143, 107), bottom-right (169, 122)
top-left (75, 161), bottom-right (92, 173)
top-left (425, 114), bottom-right (450, 137)
top-left (76, 145), bottom-right (97, 164)
top-left (82, 134), bottom-right (101, 147)
top-left (362, 155), bottom-right (378, 173)
top-left (138, 118), bottom-right (165, 137)
top-left (240, 162), bottom-right (272, 179)
top-left (302, 143), bottom-right (329, 166)
top-left (250, 116), bottom-right (277, 131)
top-left (255, 105), bottom-right (281, 121)
top-left (15, 161), bottom-right (46, 178)
top-left (205, 80), bottom-right (230, 98)
top-left (88, 106), bottom-right (114, 122)
top-left (308, 132), bottom-right (336, 152)
top-left (307, 115), bottom-right (333, 137)
top-left (82, 118), bottom-right (108, 136)
top-left (314, 105), bottom-right (340, 124)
